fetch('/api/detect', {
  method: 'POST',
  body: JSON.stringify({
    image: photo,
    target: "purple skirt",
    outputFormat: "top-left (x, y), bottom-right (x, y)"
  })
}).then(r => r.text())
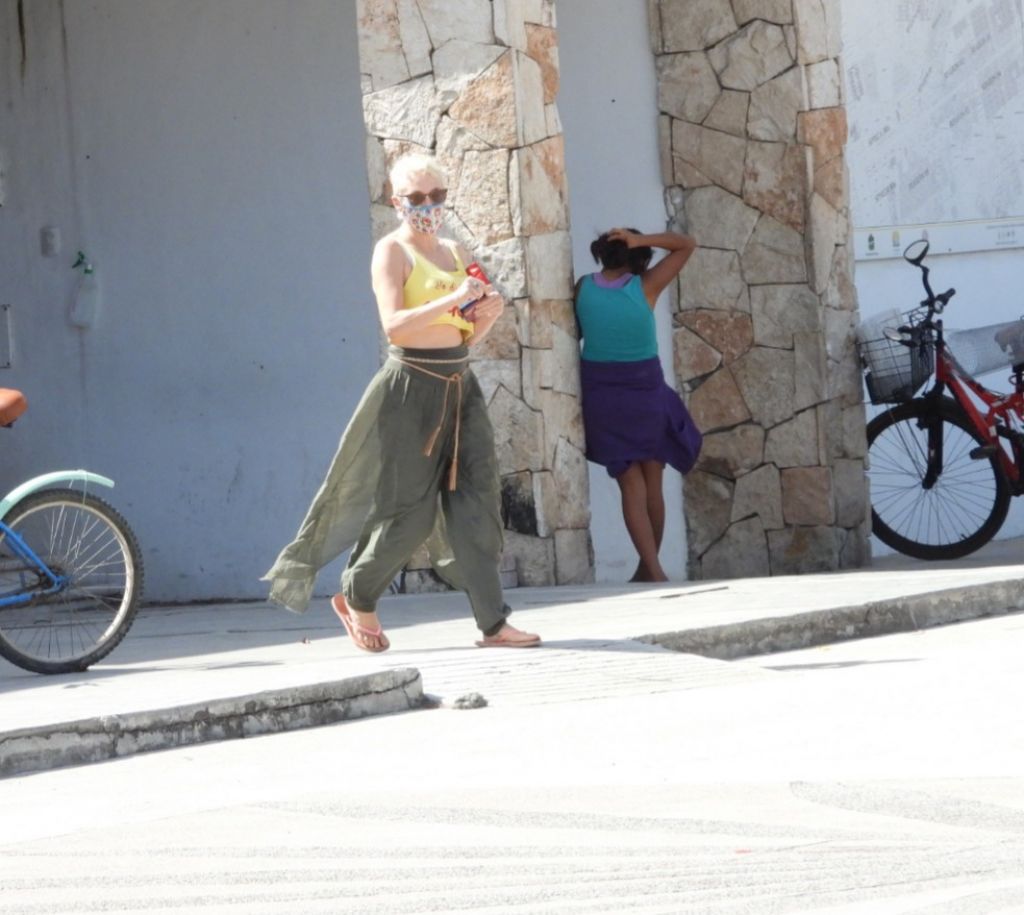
top-left (580, 357), bottom-right (702, 479)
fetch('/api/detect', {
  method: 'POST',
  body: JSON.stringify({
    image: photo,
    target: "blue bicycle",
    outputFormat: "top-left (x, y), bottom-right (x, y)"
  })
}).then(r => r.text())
top-left (0, 389), bottom-right (143, 674)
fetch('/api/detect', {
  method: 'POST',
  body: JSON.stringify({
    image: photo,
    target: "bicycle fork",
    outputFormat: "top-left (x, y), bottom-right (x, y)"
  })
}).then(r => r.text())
top-left (918, 411), bottom-right (944, 490)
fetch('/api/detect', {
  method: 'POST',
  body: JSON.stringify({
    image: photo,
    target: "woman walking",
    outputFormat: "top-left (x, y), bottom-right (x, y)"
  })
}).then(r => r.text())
top-left (575, 227), bottom-right (702, 582)
top-left (263, 153), bottom-right (540, 651)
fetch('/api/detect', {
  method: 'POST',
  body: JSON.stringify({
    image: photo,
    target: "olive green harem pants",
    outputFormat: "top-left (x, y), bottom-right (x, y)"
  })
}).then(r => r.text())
top-left (262, 345), bottom-right (508, 637)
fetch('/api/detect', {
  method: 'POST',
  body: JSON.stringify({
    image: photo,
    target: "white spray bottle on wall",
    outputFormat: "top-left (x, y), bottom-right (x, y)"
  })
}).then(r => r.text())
top-left (70, 250), bottom-right (100, 328)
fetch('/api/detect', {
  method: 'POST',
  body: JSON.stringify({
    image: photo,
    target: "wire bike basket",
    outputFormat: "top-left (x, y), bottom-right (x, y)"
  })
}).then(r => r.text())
top-left (855, 308), bottom-right (935, 405)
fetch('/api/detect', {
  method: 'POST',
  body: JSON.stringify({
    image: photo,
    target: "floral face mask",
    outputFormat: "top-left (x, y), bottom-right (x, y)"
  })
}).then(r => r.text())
top-left (399, 202), bottom-right (445, 235)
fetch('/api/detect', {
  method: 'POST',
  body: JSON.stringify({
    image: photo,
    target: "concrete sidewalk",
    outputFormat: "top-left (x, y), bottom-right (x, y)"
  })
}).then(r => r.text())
top-left (1, 538), bottom-right (1022, 777)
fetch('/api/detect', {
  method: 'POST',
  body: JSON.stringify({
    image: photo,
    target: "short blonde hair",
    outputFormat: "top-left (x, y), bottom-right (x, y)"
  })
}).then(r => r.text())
top-left (389, 153), bottom-right (446, 195)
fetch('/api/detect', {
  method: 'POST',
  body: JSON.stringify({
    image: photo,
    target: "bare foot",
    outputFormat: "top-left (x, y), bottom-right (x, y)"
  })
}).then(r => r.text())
top-left (475, 622), bottom-right (541, 648)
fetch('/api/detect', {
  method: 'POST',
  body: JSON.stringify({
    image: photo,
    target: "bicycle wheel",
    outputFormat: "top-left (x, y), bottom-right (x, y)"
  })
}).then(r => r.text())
top-left (867, 398), bottom-right (1011, 560)
top-left (0, 489), bottom-right (143, 674)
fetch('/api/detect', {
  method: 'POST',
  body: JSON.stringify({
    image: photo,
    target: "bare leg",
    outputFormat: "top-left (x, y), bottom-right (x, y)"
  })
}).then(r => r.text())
top-left (629, 461), bottom-right (667, 581)
top-left (617, 462), bottom-right (668, 583)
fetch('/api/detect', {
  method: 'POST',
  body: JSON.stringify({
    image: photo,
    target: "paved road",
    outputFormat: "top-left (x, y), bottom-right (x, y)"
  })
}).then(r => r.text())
top-left (5, 613), bottom-right (1024, 912)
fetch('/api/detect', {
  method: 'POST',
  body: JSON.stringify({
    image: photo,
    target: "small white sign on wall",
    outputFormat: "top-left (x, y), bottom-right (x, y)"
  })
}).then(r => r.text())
top-left (854, 217), bottom-right (1024, 261)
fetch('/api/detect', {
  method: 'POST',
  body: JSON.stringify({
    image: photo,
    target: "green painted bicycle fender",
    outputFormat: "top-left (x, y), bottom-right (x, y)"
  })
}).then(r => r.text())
top-left (0, 470), bottom-right (114, 520)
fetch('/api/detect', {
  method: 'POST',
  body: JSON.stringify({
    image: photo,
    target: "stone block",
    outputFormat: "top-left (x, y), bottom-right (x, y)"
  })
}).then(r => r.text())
top-left (824, 305), bottom-right (856, 364)
top-left (493, 0), bottom-right (529, 50)
top-left (700, 517), bottom-right (771, 578)
top-left (449, 51), bottom-right (518, 147)
top-left (814, 155), bottom-right (847, 212)
top-left (765, 409), bottom-right (819, 467)
top-left (768, 525), bottom-right (839, 574)
top-left (416, 0), bottom-right (493, 46)
top-left (688, 367), bottom-right (752, 432)
top-left (358, 0), bottom-right (431, 91)
top-left (473, 306), bottom-right (521, 361)
top-left (474, 358), bottom-right (522, 404)
top-left (555, 528), bottom-right (595, 584)
top-left (685, 187), bottom-right (760, 253)
top-left (832, 458), bottom-right (868, 528)
top-left (522, 346), bottom-right (553, 406)
top-left (798, 106), bottom-right (848, 165)
top-left (809, 191), bottom-right (846, 295)
top-left (679, 310), bottom-right (754, 364)
top-left (525, 24), bottom-right (559, 104)
top-left (676, 248), bottom-right (749, 312)
top-left (511, 136), bottom-right (569, 236)
top-left (476, 235), bottom-right (528, 299)
top-left (683, 470), bottom-right (735, 556)
top-left (516, 297), bottom-right (552, 348)
top-left (674, 325), bottom-right (722, 383)
top-left (532, 469), bottom-right (554, 537)
top-left (806, 58), bottom-right (840, 109)
top-left (433, 40), bottom-right (506, 101)
top-left (748, 67), bottom-right (804, 142)
top-left (839, 520), bottom-right (871, 570)
top-left (363, 75), bottom-right (443, 147)
top-left (731, 463), bottom-right (783, 528)
top-left (794, 331), bottom-right (827, 411)
top-left (743, 141), bottom-right (808, 232)
top-left (732, 0), bottom-right (793, 25)
top-left (535, 388), bottom-right (585, 467)
top-left (704, 89), bottom-right (750, 138)
top-left (489, 385), bottom-right (545, 474)
top-left (741, 215), bottom-right (808, 284)
top-left (503, 530), bottom-right (555, 586)
top-left (841, 403), bottom-right (868, 460)
top-left (656, 53), bottom-right (721, 123)
top-left (824, 243), bottom-right (858, 312)
top-left (515, 50), bottom-right (550, 146)
top-left (751, 284), bottom-right (821, 349)
top-left (731, 346), bottom-right (796, 428)
top-left (544, 103), bottom-right (562, 138)
top-left (709, 21), bottom-right (793, 91)
top-left (526, 231), bottom-right (573, 299)
top-left (659, 0), bottom-right (738, 51)
top-left (456, 148), bottom-right (514, 246)
top-left (672, 121), bottom-right (747, 195)
top-left (552, 438), bottom-right (591, 529)
top-left (551, 324), bottom-right (581, 396)
top-left (792, 0), bottom-right (841, 64)
top-left (781, 466), bottom-right (834, 525)
top-left (695, 424), bottom-right (765, 479)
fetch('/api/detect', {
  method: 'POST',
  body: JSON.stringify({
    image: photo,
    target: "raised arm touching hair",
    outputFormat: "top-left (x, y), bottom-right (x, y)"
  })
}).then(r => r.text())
top-left (607, 228), bottom-right (697, 307)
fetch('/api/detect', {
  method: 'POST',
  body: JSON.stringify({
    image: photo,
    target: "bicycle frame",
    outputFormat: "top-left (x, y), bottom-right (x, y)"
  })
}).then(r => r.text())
top-left (0, 469), bottom-right (115, 608)
top-left (927, 331), bottom-right (1024, 494)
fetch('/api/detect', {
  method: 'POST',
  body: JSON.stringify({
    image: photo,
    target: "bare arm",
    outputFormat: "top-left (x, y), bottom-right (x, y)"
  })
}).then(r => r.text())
top-left (608, 228), bottom-right (696, 307)
top-left (371, 238), bottom-right (484, 340)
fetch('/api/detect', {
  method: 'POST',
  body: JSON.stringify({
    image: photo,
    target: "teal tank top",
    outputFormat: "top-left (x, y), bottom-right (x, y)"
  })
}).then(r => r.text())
top-left (575, 273), bottom-right (658, 362)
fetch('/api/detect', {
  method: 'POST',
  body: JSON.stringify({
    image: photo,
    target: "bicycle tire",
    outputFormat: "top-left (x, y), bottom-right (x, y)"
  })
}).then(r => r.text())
top-left (0, 489), bottom-right (144, 674)
top-left (867, 397), bottom-right (1011, 560)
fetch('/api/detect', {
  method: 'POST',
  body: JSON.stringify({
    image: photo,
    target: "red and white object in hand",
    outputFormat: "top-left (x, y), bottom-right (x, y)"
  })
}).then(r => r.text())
top-left (461, 261), bottom-right (490, 312)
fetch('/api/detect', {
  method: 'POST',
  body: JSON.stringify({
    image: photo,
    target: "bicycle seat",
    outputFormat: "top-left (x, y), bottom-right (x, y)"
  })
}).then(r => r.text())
top-left (0, 388), bottom-right (27, 427)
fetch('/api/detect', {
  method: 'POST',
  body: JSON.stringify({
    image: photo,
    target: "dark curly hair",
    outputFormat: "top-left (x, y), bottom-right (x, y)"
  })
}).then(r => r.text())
top-left (590, 228), bottom-right (653, 275)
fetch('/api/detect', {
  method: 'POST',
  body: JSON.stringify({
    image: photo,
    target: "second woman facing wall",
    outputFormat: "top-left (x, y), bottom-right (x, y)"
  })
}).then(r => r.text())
top-left (574, 227), bottom-right (702, 582)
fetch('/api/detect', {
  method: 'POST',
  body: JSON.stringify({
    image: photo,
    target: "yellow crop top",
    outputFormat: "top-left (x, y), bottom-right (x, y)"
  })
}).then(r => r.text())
top-left (397, 239), bottom-right (476, 337)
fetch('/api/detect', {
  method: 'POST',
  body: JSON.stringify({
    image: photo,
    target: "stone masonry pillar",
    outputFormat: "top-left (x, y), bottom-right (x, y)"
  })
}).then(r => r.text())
top-left (356, 0), bottom-right (593, 588)
top-left (650, 0), bottom-right (870, 577)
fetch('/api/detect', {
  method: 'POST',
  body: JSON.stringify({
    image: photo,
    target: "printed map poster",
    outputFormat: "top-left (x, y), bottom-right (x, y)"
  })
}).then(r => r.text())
top-left (844, 0), bottom-right (1024, 259)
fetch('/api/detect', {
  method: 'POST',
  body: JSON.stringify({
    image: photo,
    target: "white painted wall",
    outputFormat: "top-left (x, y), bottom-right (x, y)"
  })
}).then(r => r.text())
top-left (842, 1), bottom-right (1024, 549)
top-left (557, 1), bottom-right (689, 582)
top-left (0, 0), bottom-right (377, 600)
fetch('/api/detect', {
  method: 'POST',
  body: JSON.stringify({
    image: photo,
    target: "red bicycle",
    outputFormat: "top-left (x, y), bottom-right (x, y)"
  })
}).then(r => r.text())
top-left (857, 239), bottom-right (1024, 560)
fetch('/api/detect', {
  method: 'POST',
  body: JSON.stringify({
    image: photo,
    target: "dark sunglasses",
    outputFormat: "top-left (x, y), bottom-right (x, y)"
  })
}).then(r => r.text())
top-left (399, 188), bottom-right (448, 206)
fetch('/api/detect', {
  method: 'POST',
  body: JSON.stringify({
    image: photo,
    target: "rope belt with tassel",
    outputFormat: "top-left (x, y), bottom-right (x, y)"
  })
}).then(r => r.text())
top-left (392, 354), bottom-right (469, 491)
